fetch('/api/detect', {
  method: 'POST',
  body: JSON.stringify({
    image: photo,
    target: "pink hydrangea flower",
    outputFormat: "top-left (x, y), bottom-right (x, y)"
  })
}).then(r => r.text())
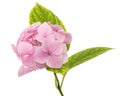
top-left (12, 22), bottom-right (72, 76)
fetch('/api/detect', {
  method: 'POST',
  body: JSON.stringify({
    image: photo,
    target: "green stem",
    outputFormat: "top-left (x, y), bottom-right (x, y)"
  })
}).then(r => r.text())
top-left (61, 72), bottom-right (67, 88)
top-left (54, 73), bottom-right (64, 96)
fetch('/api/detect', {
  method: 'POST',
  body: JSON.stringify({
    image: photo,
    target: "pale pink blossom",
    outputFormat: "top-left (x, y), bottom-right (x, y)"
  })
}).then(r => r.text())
top-left (12, 22), bottom-right (72, 76)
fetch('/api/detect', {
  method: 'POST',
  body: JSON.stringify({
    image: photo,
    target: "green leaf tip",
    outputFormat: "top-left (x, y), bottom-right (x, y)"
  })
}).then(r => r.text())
top-left (47, 47), bottom-right (112, 75)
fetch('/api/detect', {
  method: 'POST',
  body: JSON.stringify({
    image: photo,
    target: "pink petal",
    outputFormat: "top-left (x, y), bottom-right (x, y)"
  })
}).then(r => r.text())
top-left (34, 47), bottom-right (48, 64)
top-left (31, 22), bottom-right (41, 28)
top-left (54, 32), bottom-right (65, 42)
top-left (22, 32), bottom-right (36, 41)
top-left (61, 44), bottom-right (67, 54)
top-left (21, 54), bottom-right (34, 66)
top-left (17, 41), bottom-right (34, 55)
top-left (41, 39), bottom-right (56, 52)
top-left (35, 34), bottom-right (43, 42)
top-left (52, 43), bottom-right (66, 56)
top-left (38, 22), bottom-right (52, 34)
top-left (46, 55), bottom-right (63, 68)
top-left (64, 33), bottom-right (72, 44)
top-left (18, 65), bottom-right (34, 76)
top-left (35, 33), bottom-right (55, 43)
top-left (34, 63), bottom-right (46, 69)
top-left (62, 53), bottom-right (68, 64)
top-left (18, 64), bottom-right (46, 76)
top-left (51, 24), bottom-right (63, 32)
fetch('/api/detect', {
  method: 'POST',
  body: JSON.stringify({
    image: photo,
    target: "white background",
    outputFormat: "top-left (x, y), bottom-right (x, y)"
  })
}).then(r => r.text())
top-left (0, 0), bottom-right (120, 96)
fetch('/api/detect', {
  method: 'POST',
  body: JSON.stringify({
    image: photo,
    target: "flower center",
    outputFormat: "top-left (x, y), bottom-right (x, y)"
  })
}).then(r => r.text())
top-left (48, 51), bottom-right (52, 55)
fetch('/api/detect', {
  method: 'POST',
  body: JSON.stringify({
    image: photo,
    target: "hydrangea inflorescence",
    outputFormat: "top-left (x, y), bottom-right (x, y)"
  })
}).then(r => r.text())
top-left (12, 22), bottom-right (72, 76)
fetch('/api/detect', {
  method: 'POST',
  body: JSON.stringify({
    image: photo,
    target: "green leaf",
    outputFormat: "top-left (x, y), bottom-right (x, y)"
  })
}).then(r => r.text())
top-left (29, 3), bottom-right (66, 31)
top-left (47, 47), bottom-right (112, 75)
top-left (29, 3), bottom-right (71, 50)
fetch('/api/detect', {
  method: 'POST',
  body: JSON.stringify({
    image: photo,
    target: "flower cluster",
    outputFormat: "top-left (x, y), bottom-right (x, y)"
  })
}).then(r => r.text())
top-left (12, 22), bottom-right (72, 76)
